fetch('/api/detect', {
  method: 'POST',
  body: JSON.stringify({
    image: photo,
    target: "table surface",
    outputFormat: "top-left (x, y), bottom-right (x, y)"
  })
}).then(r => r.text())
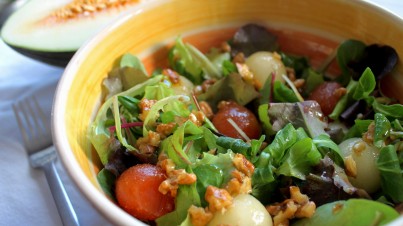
top-left (0, 1), bottom-right (402, 225)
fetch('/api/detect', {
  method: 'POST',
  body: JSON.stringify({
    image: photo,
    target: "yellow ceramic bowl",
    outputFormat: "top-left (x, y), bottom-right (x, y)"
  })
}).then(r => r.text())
top-left (52, 0), bottom-right (403, 225)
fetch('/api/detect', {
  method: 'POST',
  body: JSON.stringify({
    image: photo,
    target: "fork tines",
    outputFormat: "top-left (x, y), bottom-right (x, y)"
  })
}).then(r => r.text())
top-left (12, 95), bottom-right (52, 153)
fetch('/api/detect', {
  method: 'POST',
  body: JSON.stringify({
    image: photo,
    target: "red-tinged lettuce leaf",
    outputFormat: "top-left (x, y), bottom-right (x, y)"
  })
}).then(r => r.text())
top-left (230, 23), bottom-right (278, 58)
top-left (348, 44), bottom-right (398, 81)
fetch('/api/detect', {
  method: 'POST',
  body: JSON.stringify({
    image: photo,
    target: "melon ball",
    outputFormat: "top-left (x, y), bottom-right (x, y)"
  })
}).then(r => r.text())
top-left (208, 194), bottom-right (273, 226)
top-left (245, 51), bottom-right (286, 86)
top-left (339, 137), bottom-right (381, 193)
top-left (171, 75), bottom-right (194, 96)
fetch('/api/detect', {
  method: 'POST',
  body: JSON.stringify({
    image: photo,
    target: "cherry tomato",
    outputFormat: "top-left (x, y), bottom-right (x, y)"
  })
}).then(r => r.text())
top-left (115, 164), bottom-right (175, 221)
top-left (308, 82), bottom-right (344, 116)
top-left (212, 101), bottom-right (261, 140)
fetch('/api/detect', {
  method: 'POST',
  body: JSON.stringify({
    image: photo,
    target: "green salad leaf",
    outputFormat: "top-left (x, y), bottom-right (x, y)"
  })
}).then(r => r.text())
top-left (377, 145), bottom-right (403, 203)
top-left (276, 137), bottom-right (321, 180)
top-left (90, 75), bottom-right (164, 165)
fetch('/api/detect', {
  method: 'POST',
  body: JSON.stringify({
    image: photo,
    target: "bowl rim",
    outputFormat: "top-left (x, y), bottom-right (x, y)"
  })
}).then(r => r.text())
top-left (51, 1), bottom-right (169, 225)
top-left (52, 0), bottom-right (403, 225)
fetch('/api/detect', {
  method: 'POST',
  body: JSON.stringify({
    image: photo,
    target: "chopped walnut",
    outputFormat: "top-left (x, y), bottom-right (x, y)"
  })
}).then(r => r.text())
top-left (225, 170), bottom-right (252, 196)
top-left (225, 154), bottom-right (254, 196)
top-left (352, 140), bottom-right (367, 156)
top-left (138, 98), bottom-right (157, 121)
top-left (286, 67), bottom-right (296, 81)
top-left (188, 111), bottom-right (205, 127)
top-left (158, 159), bottom-right (197, 197)
top-left (293, 79), bottom-right (305, 89)
top-left (135, 130), bottom-right (161, 155)
top-left (205, 185), bottom-right (233, 214)
top-left (221, 42), bottom-right (231, 53)
top-left (236, 63), bottom-right (254, 82)
top-left (162, 68), bottom-right (180, 84)
top-left (334, 87), bottom-right (347, 98)
top-left (156, 122), bottom-right (176, 138)
top-left (267, 186), bottom-right (316, 226)
top-left (233, 153), bottom-right (255, 177)
top-left (201, 79), bottom-right (217, 93)
top-left (199, 101), bottom-right (214, 119)
top-left (363, 122), bottom-right (375, 143)
top-left (233, 52), bottom-right (245, 64)
top-left (188, 205), bottom-right (213, 226)
top-left (344, 155), bottom-right (357, 177)
top-left (268, 200), bottom-right (298, 226)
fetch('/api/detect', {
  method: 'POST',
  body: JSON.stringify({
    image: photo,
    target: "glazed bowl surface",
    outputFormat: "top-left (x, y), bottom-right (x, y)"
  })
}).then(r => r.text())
top-left (52, 0), bottom-right (403, 225)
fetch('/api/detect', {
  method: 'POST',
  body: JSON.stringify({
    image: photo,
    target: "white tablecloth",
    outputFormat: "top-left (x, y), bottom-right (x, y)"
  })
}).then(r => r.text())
top-left (0, 1), bottom-right (401, 225)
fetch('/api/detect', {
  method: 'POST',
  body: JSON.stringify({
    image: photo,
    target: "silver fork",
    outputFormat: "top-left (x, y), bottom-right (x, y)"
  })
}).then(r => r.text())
top-left (13, 95), bottom-right (80, 226)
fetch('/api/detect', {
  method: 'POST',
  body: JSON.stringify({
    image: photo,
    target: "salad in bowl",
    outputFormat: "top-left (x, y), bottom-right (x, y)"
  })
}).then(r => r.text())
top-left (88, 23), bottom-right (403, 226)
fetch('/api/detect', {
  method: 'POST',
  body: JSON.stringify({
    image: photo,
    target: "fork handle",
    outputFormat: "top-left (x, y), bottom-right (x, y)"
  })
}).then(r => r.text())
top-left (42, 160), bottom-right (80, 226)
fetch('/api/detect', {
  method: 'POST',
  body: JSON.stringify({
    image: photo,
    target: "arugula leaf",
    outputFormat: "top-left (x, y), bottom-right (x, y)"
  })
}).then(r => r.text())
top-left (376, 145), bottom-right (403, 203)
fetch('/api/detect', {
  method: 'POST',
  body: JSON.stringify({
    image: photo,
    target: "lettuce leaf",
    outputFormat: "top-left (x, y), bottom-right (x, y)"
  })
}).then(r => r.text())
top-left (276, 138), bottom-right (321, 180)
top-left (90, 75), bottom-right (164, 165)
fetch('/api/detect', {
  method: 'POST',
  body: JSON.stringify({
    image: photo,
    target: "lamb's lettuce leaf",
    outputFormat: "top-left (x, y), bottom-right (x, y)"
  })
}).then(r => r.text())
top-left (377, 145), bottom-right (403, 203)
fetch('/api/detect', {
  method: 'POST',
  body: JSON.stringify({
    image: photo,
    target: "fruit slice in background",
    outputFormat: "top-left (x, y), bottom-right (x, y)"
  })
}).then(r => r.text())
top-left (1, 0), bottom-right (147, 66)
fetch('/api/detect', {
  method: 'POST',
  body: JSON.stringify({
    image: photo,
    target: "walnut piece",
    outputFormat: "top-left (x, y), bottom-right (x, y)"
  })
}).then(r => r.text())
top-left (267, 186), bottom-right (316, 226)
